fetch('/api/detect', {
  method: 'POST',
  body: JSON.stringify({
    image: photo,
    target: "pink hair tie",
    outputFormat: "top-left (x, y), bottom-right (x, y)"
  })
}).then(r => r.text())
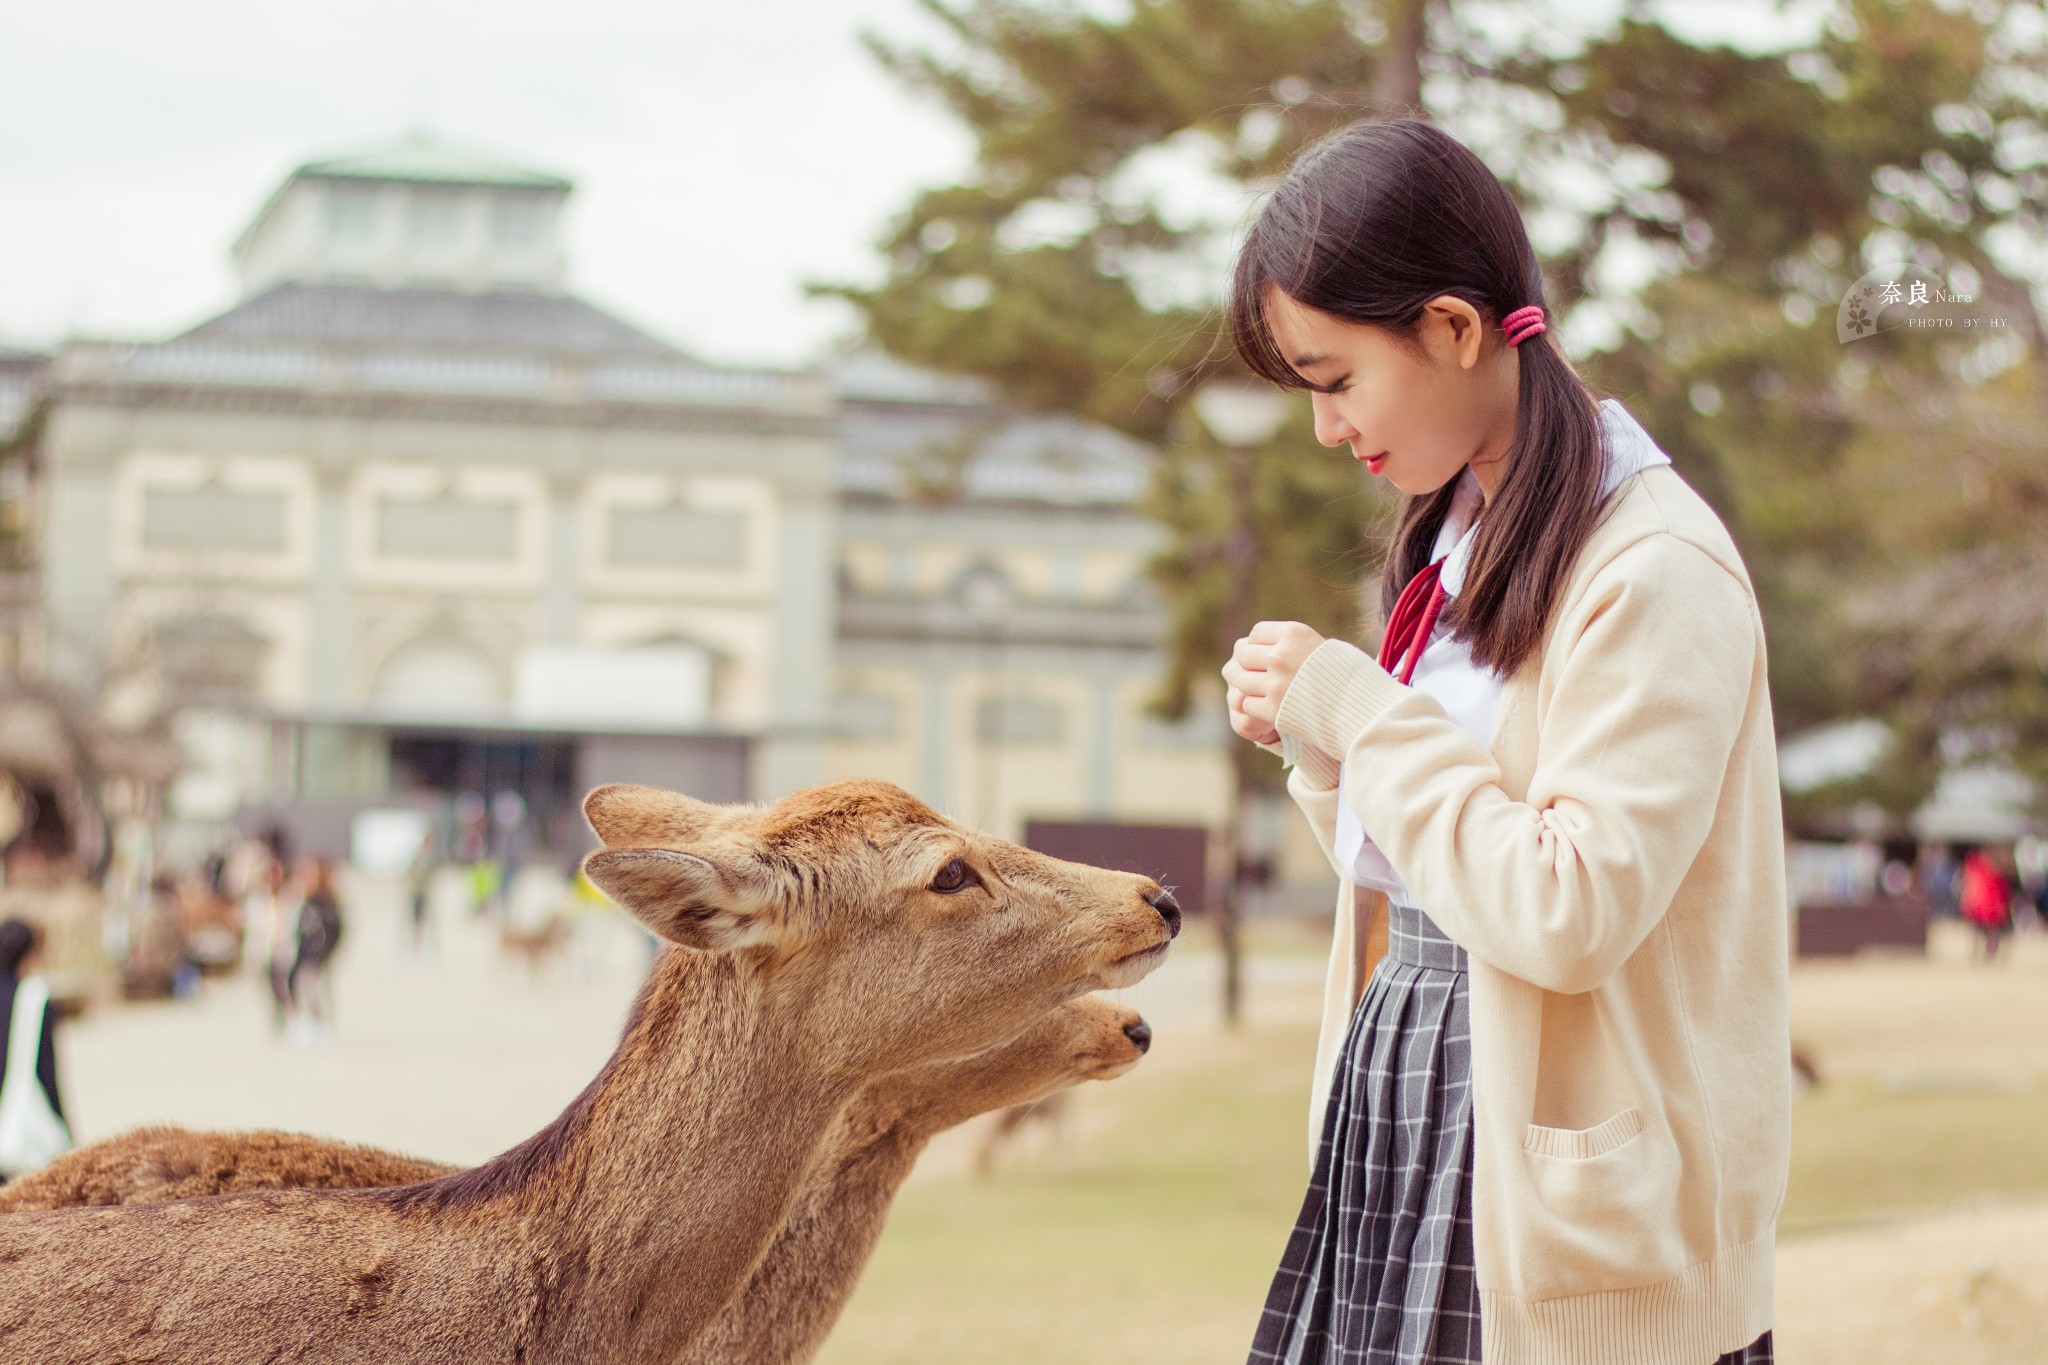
top-left (1502, 304), bottom-right (1547, 346)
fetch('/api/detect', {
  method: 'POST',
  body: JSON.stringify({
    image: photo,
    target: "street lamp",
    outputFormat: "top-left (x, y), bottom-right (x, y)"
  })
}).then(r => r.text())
top-left (1191, 381), bottom-right (1292, 1027)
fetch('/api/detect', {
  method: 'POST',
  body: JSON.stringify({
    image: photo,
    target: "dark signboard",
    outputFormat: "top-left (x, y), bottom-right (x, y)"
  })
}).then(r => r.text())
top-left (1023, 820), bottom-right (1209, 917)
top-left (1794, 896), bottom-right (1929, 957)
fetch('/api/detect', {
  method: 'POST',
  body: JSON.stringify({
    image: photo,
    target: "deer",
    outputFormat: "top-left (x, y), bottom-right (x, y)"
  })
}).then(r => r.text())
top-left (498, 914), bottom-right (576, 978)
top-left (0, 996), bottom-right (1152, 1365)
top-left (0, 779), bottom-right (1180, 1365)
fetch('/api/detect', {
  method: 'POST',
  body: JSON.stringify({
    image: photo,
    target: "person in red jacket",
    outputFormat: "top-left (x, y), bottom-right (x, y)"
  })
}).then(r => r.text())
top-left (1958, 846), bottom-right (2014, 960)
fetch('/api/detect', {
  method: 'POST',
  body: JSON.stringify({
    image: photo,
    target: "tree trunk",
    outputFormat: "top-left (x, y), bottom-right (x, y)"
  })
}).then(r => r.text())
top-left (1218, 444), bottom-right (1259, 1028)
top-left (1373, 0), bottom-right (1428, 116)
top-left (1217, 770), bottom-right (1245, 1027)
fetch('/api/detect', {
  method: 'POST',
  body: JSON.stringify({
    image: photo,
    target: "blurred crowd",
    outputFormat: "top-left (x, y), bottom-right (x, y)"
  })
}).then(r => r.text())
top-left (1924, 838), bottom-right (2047, 961)
top-left (106, 788), bottom-right (612, 1037)
top-left (121, 834), bottom-right (347, 1046)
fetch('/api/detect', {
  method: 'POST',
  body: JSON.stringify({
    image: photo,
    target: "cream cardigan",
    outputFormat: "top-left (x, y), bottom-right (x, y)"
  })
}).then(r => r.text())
top-left (1272, 464), bottom-right (1790, 1365)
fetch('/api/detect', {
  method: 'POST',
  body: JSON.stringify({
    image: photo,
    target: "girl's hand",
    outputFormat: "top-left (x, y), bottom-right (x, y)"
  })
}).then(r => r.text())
top-left (1226, 685), bottom-right (1281, 747)
top-left (1222, 621), bottom-right (1326, 741)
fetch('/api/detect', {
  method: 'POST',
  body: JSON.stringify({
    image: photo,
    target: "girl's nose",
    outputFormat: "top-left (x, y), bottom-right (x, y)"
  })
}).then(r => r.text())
top-left (1309, 392), bottom-right (1357, 449)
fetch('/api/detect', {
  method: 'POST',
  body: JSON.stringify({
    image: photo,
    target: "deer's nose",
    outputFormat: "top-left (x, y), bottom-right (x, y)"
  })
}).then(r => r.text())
top-left (1145, 887), bottom-right (1182, 939)
top-left (1123, 1019), bottom-right (1153, 1054)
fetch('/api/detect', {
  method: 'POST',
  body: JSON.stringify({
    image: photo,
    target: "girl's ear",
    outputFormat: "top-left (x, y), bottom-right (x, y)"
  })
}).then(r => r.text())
top-left (582, 846), bottom-right (781, 952)
top-left (583, 785), bottom-right (730, 849)
top-left (1421, 293), bottom-right (1485, 366)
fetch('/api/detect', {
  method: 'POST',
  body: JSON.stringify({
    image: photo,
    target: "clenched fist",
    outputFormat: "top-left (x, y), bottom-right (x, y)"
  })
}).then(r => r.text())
top-left (1222, 621), bottom-right (1326, 747)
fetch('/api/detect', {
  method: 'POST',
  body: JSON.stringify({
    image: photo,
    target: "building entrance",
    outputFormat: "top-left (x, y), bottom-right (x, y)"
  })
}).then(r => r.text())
top-left (389, 734), bottom-right (580, 859)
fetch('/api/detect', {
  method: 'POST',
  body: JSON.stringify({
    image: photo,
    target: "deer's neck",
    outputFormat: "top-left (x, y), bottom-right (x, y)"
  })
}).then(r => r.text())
top-left (674, 1109), bottom-right (933, 1365)
top-left (428, 950), bottom-right (850, 1362)
top-left (679, 1067), bottom-right (1074, 1365)
top-left (863, 1055), bottom-right (1059, 1141)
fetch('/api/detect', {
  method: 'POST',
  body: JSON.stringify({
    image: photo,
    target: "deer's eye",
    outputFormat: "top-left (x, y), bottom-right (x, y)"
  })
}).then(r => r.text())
top-left (929, 858), bottom-right (979, 894)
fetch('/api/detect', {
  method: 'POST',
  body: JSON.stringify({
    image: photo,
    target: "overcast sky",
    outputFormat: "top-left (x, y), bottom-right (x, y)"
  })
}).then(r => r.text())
top-left (0, 0), bottom-right (975, 366)
top-left (1, 1), bottom-right (1827, 368)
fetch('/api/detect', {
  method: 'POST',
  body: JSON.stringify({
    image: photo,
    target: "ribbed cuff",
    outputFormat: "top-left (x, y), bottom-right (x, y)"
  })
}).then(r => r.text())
top-left (1290, 739), bottom-right (1342, 790)
top-left (1257, 734), bottom-right (1341, 790)
top-left (1274, 638), bottom-right (1408, 763)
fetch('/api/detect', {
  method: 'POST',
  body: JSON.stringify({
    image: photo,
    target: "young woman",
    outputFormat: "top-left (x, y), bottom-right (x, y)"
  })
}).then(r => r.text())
top-left (1219, 119), bottom-right (1789, 1365)
top-left (0, 919), bottom-right (71, 1177)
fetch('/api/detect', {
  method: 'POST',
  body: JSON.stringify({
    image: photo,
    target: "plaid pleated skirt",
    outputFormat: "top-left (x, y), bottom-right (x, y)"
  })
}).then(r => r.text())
top-left (1246, 901), bottom-right (1775, 1365)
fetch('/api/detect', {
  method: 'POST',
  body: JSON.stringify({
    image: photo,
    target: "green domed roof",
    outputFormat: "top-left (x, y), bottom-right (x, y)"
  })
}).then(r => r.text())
top-left (296, 133), bottom-right (571, 192)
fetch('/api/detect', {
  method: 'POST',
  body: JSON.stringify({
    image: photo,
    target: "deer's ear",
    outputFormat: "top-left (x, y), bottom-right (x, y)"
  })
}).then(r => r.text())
top-left (583, 785), bottom-right (727, 849)
top-left (582, 847), bottom-right (780, 952)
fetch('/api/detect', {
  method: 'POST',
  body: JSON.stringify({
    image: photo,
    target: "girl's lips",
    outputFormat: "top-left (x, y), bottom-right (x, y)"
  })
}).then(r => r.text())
top-left (1362, 451), bottom-right (1388, 472)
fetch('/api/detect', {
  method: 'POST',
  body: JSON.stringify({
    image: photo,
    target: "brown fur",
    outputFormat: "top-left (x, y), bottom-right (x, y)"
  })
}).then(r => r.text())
top-left (0, 1128), bottom-right (452, 1212)
top-left (1, 997), bottom-right (1149, 1365)
top-left (0, 779), bottom-right (1179, 1365)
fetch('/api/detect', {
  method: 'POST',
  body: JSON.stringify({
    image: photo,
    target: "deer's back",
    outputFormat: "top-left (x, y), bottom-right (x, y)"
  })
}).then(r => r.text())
top-left (0, 1190), bottom-right (537, 1364)
top-left (0, 1126), bottom-right (454, 1213)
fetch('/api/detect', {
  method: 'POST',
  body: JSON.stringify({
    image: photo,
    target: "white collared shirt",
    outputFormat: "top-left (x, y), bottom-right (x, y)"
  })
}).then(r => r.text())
top-left (1330, 398), bottom-right (1675, 903)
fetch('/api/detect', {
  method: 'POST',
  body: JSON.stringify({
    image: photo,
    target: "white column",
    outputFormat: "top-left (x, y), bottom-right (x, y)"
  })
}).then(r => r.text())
top-left (305, 464), bottom-right (351, 708)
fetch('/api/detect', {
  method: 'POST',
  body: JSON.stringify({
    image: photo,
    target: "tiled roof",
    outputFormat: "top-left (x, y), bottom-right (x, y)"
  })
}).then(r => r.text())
top-left (831, 349), bottom-right (990, 406)
top-left (296, 134), bottom-right (571, 191)
top-left (838, 400), bottom-right (1152, 508)
top-left (180, 283), bottom-right (685, 358)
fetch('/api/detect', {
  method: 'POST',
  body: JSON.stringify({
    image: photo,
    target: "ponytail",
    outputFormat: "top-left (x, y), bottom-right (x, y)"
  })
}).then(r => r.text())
top-left (1383, 324), bottom-right (1609, 676)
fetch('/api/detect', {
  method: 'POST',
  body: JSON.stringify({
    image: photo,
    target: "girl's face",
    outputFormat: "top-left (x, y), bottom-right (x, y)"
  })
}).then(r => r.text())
top-left (1261, 287), bottom-right (1521, 500)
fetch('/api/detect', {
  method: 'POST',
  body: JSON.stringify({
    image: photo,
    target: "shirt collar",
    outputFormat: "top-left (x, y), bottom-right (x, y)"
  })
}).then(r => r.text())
top-left (1433, 397), bottom-right (1672, 597)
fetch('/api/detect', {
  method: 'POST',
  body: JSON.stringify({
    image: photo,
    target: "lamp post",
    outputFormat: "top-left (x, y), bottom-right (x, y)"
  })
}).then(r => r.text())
top-left (1190, 381), bottom-right (1292, 1027)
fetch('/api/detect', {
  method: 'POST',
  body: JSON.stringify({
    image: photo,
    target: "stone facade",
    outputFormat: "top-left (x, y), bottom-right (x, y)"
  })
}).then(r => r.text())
top-left (823, 355), bottom-right (1231, 843)
top-left (29, 138), bottom-right (832, 857)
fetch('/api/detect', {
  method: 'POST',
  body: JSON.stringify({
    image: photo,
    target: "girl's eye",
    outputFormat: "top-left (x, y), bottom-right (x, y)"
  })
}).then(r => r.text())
top-left (929, 858), bottom-right (979, 894)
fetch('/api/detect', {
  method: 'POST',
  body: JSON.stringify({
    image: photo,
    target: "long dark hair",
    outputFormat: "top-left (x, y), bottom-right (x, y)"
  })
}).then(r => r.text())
top-left (1229, 118), bottom-right (1611, 678)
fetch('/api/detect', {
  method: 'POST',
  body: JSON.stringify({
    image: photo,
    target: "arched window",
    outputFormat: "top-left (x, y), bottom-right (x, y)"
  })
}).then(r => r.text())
top-left (153, 613), bottom-right (270, 705)
top-left (373, 635), bottom-right (506, 718)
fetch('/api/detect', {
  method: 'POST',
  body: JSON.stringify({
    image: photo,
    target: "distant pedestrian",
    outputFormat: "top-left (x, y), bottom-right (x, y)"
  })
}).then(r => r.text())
top-left (258, 856), bottom-right (302, 1033)
top-left (286, 858), bottom-right (345, 1044)
top-left (485, 790), bottom-right (529, 920)
top-left (1959, 847), bottom-right (2014, 960)
top-left (1926, 845), bottom-right (1965, 919)
top-left (0, 919), bottom-right (70, 1178)
top-left (406, 834), bottom-right (437, 954)
top-left (2015, 835), bottom-right (2048, 933)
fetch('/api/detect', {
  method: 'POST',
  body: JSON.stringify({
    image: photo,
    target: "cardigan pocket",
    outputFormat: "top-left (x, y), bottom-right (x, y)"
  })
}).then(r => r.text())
top-left (1522, 1106), bottom-right (1644, 1159)
top-left (1512, 1106), bottom-right (1688, 1299)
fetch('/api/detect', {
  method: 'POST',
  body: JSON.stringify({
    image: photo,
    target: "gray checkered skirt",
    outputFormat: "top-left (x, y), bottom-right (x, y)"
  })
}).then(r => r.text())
top-left (1247, 901), bottom-right (1776, 1365)
top-left (1246, 900), bottom-right (1481, 1364)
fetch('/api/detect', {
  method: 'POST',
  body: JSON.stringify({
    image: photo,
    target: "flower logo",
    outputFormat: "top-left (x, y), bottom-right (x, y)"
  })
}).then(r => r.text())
top-left (1835, 263), bottom-right (1977, 344)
